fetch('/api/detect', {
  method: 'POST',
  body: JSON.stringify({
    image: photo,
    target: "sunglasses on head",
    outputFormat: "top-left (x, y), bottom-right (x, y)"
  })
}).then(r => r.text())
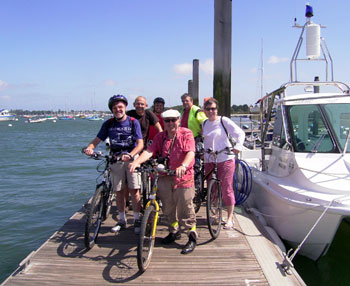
top-left (164, 118), bottom-right (178, 123)
top-left (205, 107), bottom-right (217, 111)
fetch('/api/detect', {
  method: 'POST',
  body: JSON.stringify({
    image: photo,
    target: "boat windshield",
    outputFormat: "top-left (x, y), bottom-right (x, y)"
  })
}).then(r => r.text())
top-left (323, 103), bottom-right (350, 153)
top-left (288, 104), bottom-right (335, 153)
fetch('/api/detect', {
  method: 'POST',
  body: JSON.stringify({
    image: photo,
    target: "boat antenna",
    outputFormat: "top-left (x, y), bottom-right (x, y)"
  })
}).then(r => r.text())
top-left (260, 38), bottom-right (264, 99)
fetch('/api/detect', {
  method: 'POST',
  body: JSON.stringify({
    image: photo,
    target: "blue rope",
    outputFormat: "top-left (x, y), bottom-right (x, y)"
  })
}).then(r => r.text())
top-left (233, 158), bottom-right (252, 205)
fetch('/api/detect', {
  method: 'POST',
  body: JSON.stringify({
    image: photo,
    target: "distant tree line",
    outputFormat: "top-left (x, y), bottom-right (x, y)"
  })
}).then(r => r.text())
top-left (10, 109), bottom-right (111, 116)
top-left (231, 104), bottom-right (250, 114)
top-left (10, 104), bottom-right (251, 116)
top-left (169, 104), bottom-right (250, 114)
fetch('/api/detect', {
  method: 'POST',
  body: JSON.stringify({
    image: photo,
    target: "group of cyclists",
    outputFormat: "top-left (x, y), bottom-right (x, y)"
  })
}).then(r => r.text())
top-left (84, 93), bottom-right (245, 255)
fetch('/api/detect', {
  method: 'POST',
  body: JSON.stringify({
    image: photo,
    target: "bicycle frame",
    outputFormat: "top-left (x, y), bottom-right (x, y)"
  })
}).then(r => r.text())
top-left (144, 175), bottom-right (161, 238)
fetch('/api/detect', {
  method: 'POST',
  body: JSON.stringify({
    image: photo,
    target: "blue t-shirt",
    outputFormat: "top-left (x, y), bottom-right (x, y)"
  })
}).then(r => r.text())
top-left (97, 116), bottom-right (142, 152)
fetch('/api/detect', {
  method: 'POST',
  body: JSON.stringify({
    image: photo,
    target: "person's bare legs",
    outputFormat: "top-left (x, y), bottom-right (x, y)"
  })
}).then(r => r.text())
top-left (224, 205), bottom-right (235, 229)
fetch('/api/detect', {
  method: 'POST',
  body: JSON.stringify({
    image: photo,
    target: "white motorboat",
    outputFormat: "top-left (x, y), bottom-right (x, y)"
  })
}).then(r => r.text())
top-left (0, 109), bottom-right (16, 121)
top-left (240, 5), bottom-right (350, 263)
top-left (27, 117), bottom-right (47, 123)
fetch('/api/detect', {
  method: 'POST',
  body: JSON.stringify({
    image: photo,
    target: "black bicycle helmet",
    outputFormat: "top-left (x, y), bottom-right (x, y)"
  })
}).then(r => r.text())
top-left (153, 97), bottom-right (165, 105)
top-left (108, 94), bottom-right (128, 111)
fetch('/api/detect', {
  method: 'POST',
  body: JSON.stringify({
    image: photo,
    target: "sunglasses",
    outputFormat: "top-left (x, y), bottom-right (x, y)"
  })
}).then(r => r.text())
top-left (205, 107), bottom-right (217, 111)
top-left (164, 118), bottom-right (178, 123)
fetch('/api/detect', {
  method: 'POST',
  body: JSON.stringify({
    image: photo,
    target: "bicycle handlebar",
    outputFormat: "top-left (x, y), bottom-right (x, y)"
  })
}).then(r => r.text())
top-left (135, 162), bottom-right (176, 176)
top-left (81, 147), bottom-right (131, 163)
top-left (205, 146), bottom-right (235, 156)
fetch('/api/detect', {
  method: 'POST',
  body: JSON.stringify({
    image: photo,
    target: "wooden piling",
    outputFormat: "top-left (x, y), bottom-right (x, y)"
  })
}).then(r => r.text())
top-left (214, 0), bottom-right (232, 117)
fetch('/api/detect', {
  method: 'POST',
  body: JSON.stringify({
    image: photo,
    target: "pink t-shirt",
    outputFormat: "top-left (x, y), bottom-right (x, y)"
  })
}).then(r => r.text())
top-left (148, 127), bottom-right (195, 188)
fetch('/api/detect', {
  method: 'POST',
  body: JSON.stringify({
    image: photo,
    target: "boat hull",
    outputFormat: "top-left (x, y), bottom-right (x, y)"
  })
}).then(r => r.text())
top-left (247, 169), bottom-right (345, 261)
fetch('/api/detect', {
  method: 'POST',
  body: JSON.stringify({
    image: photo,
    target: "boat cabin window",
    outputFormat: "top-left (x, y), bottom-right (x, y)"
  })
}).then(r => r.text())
top-left (288, 105), bottom-right (335, 153)
top-left (323, 103), bottom-right (350, 153)
top-left (272, 106), bottom-right (287, 148)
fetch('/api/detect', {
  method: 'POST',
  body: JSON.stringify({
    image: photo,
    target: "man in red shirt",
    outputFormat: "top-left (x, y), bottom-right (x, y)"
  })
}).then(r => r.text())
top-left (129, 109), bottom-right (197, 254)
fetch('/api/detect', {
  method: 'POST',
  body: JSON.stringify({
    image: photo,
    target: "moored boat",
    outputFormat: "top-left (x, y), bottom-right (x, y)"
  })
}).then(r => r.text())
top-left (0, 109), bottom-right (16, 121)
top-left (240, 5), bottom-right (350, 263)
top-left (26, 117), bottom-right (47, 123)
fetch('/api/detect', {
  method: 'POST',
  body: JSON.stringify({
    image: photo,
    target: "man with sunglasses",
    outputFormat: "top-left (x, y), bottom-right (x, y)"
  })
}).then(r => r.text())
top-left (129, 109), bottom-right (198, 255)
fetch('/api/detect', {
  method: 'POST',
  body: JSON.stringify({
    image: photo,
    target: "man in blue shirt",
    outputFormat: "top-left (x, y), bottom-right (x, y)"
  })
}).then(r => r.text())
top-left (85, 94), bottom-right (144, 234)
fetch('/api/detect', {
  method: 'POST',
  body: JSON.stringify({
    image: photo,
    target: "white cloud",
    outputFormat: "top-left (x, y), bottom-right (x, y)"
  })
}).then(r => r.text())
top-left (200, 58), bottom-right (213, 75)
top-left (104, 79), bottom-right (117, 86)
top-left (173, 58), bottom-right (214, 76)
top-left (268, 56), bottom-right (289, 64)
top-left (0, 80), bottom-right (9, 91)
top-left (173, 63), bottom-right (192, 76)
top-left (1, 95), bottom-right (10, 100)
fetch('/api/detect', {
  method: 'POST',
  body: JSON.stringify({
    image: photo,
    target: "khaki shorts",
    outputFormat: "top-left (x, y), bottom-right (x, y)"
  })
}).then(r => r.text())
top-left (110, 160), bottom-right (141, 191)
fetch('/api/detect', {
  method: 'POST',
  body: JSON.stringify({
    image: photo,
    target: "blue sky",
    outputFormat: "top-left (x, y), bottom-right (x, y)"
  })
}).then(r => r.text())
top-left (1, 0), bottom-right (350, 111)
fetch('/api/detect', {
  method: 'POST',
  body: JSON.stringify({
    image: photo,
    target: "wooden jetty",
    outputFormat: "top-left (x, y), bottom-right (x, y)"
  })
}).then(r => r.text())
top-left (3, 203), bottom-right (305, 285)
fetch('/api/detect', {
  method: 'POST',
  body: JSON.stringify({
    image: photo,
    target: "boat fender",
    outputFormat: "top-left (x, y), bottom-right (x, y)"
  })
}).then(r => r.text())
top-left (264, 226), bottom-right (286, 253)
top-left (249, 207), bottom-right (267, 226)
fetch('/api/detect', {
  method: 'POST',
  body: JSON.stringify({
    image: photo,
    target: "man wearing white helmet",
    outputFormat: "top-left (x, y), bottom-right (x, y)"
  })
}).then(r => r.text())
top-left (129, 109), bottom-right (198, 255)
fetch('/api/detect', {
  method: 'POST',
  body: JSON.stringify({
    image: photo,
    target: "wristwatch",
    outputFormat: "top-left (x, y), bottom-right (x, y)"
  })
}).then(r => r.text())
top-left (181, 163), bottom-right (188, 169)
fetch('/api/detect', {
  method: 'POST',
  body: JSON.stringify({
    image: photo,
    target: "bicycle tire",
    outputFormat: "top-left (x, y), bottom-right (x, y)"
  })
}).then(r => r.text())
top-left (103, 186), bottom-right (113, 221)
top-left (84, 185), bottom-right (105, 249)
top-left (206, 179), bottom-right (222, 239)
top-left (137, 204), bottom-right (157, 272)
top-left (193, 170), bottom-right (203, 213)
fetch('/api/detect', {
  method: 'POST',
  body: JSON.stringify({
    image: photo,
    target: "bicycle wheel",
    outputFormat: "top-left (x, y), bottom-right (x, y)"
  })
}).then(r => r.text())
top-left (85, 185), bottom-right (105, 249)
top-left (193, 170), bottom-right (203, 213)
top-left (103, 187), bottom-right (114, 221)
top-left (137, 204), bottom-right (157, 272)
top-left (206, 179), bottom-right (222, 239)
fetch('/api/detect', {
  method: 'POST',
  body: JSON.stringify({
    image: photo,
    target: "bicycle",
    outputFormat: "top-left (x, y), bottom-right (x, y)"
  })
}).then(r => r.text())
top-left (135, 161), bottom-right (175, 273)
top-left (204, 147), bottom-right (235, 239)
top-left (139, 159), bottom-right (156, 210)
top-left (82, 148), bottom-right (125, 249)
top-left (193, 153), bottom-right (205, 213)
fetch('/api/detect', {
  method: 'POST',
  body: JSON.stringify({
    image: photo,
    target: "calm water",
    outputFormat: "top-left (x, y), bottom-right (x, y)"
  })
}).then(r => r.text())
top-left (0, 118), bottom-right (102, 283)
top-left (1, 118), bottom-right (350, 285)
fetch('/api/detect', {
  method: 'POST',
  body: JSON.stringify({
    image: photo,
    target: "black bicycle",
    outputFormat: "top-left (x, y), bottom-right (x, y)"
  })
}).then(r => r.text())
top-left (82, 149), bottom-right (125, 249)
top-left (140, 159), bottom-right (156, 210)
top-left (204, 147), bottom-right (235, 239)
top-left (193, 153), bottom-right (205, 213)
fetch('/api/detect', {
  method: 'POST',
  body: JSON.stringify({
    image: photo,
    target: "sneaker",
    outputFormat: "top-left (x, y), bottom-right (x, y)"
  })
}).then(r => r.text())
top-left (134, 219), bottom-right (141, 235)
top-left (223, 220), bottom-right (235, 230)
top-left (162, 231), bottom-right (181, 244)
top-left (111, 220), bottom-right (126, 233)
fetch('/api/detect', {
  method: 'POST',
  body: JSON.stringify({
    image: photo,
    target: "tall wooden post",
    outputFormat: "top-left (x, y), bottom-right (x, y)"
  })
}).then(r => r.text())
top-left (192, 59), bottom-right (199, 106)
top-left (188, 80), bottom-right (193, 97)
top-left (214, 0), bottom-right (232, 117)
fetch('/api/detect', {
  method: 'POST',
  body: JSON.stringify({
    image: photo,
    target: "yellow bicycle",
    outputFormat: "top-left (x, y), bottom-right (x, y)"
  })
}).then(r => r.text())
top-left (136, 160), bottom-right (175, 273)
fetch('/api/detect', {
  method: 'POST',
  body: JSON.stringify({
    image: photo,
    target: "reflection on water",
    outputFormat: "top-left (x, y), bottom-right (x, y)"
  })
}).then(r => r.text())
top-left (293, 219), bottom-right (350, 286)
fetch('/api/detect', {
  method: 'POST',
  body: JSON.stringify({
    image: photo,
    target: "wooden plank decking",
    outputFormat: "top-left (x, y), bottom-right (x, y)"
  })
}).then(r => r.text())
top-left (3, 203), bottom-right (305, 286)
